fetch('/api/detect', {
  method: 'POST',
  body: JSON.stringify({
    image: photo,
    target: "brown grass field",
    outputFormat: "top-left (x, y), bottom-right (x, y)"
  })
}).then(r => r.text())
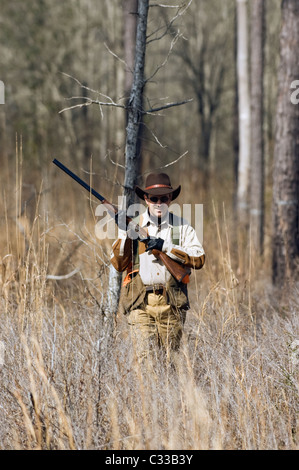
top-left (0, 150), bottom-right (298, 450)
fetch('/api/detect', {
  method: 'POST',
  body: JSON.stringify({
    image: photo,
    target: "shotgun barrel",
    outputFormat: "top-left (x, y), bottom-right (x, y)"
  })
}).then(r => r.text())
top-left (52, 159), bottom-right (191, 283)
top-left (53, 159), bottom-right (105, 202)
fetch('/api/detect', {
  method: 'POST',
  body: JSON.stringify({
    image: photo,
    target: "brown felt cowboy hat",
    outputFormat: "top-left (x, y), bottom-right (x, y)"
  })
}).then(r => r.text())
top-left (135, 173), bottom-right (181, 201)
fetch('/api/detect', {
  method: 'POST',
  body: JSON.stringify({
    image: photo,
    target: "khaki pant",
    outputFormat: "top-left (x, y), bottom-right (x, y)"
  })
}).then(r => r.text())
top-left (127, 292), bottom-right (186, 362)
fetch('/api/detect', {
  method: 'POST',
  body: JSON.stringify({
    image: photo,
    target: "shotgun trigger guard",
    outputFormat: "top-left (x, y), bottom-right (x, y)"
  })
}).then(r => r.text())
top-left (145, 237), bottom-right (164, 252)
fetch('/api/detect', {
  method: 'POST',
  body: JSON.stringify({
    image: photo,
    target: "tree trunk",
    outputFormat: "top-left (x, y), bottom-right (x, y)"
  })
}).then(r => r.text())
top-left (272, 0), bottom-right (299, 285)
top-left (123, 0), bottom-right (148, 207)
top-left (122, 0), bottom-right (143, 181)
top-left (236, 0), bottom-right (251, 222)
top-left (250, 0), bottom-right (265, 254)
top-left (106, 0), bottom-right (149, 324)
top-left (123, 0), bottom-right (138, 100)
top-left (233, 2), bottom-right (239, 212)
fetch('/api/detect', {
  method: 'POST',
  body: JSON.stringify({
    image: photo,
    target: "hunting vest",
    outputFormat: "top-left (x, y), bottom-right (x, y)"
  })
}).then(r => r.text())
top-left (121, 212), bottom-right (189, 314)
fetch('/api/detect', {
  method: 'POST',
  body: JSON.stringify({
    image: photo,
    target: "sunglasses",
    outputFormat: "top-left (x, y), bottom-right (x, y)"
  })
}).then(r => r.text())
top-left (147, 195), bottom-right (171, 203)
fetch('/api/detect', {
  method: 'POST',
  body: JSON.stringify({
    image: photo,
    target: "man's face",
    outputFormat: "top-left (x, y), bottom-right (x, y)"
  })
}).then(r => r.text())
top-left (144, 193), bottom-right (172, 219)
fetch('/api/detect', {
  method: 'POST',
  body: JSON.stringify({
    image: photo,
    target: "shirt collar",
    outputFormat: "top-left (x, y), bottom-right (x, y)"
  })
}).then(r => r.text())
top-left (141, 209), bottom-right (173, 228)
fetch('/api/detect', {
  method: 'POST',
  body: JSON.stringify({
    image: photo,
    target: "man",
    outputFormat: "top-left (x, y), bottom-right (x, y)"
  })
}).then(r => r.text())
top-left (110, 172), bottom-right (205, 362)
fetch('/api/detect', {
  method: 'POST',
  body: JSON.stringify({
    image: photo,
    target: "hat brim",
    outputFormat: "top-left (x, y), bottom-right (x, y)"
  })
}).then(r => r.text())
top-left (135, 185), bottom-right (181, 201)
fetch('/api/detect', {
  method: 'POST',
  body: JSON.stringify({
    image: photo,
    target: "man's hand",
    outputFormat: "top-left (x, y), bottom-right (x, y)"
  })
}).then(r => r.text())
top-left (145, 237), bottom-right (164, 252)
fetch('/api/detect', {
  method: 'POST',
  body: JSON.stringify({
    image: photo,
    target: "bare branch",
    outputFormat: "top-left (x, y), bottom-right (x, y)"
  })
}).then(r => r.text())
top-left (161, 150), bottom-right (189, 168)
top-left (59, 68), bottom-right (191, 117)
top-left (147, 0), bottom-right (193, 44)
top-left (106, 151), bottom-right (126, 170)
top-left (104, 42), bottom-right (131, 72)
top-left (46, 268), bottom-right (80, 280)
top-left (59, 100), bottom-right (93, 114)
top-left (144, 98), bottom-right (193, 114)
top-left (142, 151), bottom-right (189, 175)
top-left (60, 72), bottom-right (100, 95)
top-left (59, 96), bottom-right (126, 115)
top-left (149, 3), bottom-right (180, 7)
top-left (146, 30), bottom-right (182, 83)
top-left (59, 73), bottom-right (126, 116)
top-left (142, 122), bottom-right (168, 148)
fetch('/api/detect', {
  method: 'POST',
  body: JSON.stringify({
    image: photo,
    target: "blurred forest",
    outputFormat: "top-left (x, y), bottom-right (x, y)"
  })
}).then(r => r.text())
top-left (0, 0), bottom-right (287, 274)
top-left (0, 0), bottom-right (299, 451)
top-left (0, 0), bottom-right (280, 193)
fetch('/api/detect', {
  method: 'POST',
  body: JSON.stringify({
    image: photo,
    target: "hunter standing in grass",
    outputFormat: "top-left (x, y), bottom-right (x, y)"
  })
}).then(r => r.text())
top-left (111, 173), bottom-right (205, 363)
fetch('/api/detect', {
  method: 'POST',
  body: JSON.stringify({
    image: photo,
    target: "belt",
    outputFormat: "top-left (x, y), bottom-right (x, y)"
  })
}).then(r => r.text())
top-left (145, 284), bottom-right (166, 295)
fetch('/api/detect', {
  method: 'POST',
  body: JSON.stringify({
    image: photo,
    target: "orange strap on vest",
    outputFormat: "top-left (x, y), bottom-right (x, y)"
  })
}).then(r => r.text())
top-left (123, 269), bottom-right (139, 287)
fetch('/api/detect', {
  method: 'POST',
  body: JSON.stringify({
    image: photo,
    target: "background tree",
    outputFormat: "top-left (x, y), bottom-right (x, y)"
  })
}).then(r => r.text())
top-left (0, 0), bottom-right (283, 281)
top-left (272, 0), bottom-right (299, 286)
top-left (249, 0), bottom-right (265, 255)
top-left (156, 0), bottom-right (235, 189)
top-left (236, 0), bottom-right (251, 222)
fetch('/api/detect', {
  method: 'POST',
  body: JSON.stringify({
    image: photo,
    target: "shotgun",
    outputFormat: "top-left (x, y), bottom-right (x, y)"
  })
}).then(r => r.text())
top-left (52, 159), bottom-right (191, 284)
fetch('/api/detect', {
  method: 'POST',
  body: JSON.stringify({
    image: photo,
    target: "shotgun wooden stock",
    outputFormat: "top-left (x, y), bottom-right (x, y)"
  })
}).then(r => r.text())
top-left (53, 158), bottom-right (191, 284)
top-left (151, 249), bottom-right (191, 284)
top-left (132, 223), bottom-right (191, 284)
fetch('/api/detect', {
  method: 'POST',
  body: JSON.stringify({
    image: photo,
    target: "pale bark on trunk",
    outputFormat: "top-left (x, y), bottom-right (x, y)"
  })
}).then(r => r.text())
top-left (250, 0), bottom-right (265, 254)
top-left (272, 0), bottom-right (299, 285)
top-left (236, 0), bottom-right (251, 222)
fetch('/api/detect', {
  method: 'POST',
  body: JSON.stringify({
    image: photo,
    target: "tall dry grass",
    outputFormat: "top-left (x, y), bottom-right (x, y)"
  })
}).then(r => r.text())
top-left (0, 150), bottom-right (298, 450)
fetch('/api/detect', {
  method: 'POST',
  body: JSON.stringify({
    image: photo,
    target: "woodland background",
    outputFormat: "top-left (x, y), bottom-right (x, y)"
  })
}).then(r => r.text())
top-left (0, 0), bottom-right (298, 451)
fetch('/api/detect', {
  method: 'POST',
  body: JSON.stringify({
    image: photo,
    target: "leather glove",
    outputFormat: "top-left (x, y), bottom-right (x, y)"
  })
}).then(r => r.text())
top-left (145, 237), bottom-right (164, 252)
top-left (114, 210), bottom-right (127, 231)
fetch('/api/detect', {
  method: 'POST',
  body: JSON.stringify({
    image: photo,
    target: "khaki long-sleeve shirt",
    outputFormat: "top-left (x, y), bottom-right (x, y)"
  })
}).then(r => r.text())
top-left (110, 210), bottom-right (205, 286)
